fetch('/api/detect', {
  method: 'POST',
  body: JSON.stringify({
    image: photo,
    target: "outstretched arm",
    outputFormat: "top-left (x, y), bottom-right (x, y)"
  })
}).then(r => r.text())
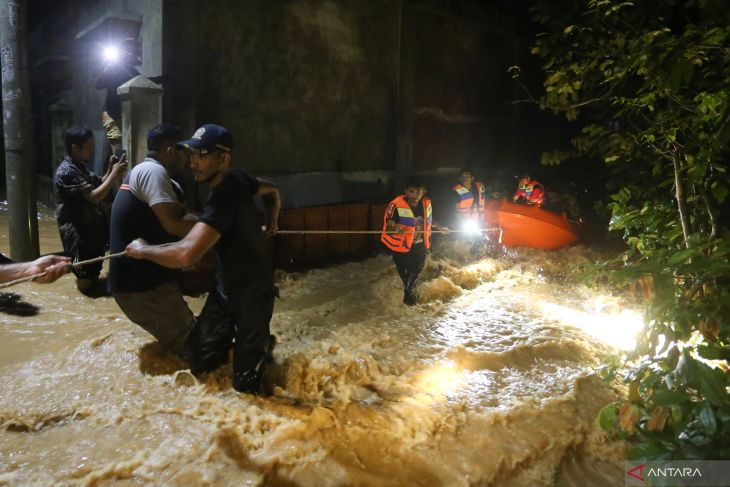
top-left (125, 222), bottom-right (220, 269)
top-left (0, 255), bottom-right (71, 284)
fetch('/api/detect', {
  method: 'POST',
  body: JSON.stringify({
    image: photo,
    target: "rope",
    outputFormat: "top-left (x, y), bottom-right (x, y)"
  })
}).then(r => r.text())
top-left (0, 243), bottom-right (177, 290)
top-left (276, 228), bottom-right (504, 243)
top-left (1, 227), bottom-right (504, 290)
top-left (0, 251), bottom-right (126, 290)
top-left (276, 228), bottom-right (502, 235)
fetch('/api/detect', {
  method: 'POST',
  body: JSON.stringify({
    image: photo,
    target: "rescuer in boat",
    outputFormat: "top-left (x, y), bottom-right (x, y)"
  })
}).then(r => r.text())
top-left (125, 124), bottom-right (280, 394)
top-left (512, 175), bottom-right (546, 207)
top-left (381, 179), bottom-right (450, 306)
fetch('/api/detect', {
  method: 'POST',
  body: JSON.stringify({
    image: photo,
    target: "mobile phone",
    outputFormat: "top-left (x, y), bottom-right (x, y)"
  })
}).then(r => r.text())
top-left (114, 148), bottom-right (127, 159)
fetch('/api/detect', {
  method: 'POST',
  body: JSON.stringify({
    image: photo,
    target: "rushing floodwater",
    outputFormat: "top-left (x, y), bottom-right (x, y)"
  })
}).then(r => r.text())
top-left (0, 206), bottom-right (638, 486)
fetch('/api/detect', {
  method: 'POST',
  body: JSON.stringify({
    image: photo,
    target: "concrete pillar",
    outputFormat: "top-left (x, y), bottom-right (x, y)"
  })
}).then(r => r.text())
top-left (117, 74), bottom-right (163, 166)
top-left (48, 99), bottom-right (72, 174)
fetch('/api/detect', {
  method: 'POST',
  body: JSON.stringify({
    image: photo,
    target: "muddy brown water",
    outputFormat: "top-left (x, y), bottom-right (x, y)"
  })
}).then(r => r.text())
top-left (0, 206), bottom-right (637, 486)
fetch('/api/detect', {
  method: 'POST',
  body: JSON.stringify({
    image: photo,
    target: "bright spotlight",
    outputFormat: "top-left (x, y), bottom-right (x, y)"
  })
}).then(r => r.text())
top-left (539, 299), bottom-right (644, 351)
top-left (102, 45), bottom-right (120, 62)
top-left (462, 220), bottom-right (480, 235)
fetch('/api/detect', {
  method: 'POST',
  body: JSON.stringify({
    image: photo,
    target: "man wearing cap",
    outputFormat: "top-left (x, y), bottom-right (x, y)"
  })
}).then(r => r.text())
top-left (108, 124), bottom-right (200, 358)
top-left (125, 124), bottom-right (281, 394)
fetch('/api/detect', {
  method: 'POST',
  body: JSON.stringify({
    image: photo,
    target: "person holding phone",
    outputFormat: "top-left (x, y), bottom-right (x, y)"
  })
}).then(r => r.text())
top-left (53, 125), bottom-right (127, 296)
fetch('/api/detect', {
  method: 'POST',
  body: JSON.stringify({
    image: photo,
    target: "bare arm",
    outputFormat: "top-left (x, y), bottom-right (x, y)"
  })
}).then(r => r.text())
top-left (88, 154), bottom-right (127, 205)
top-left (256, 178), bottom-right (281, 236)
top-left (0, 255), bottom-right (71, 284)
top-left (150, 203), bottom-right (197, 238)
top-left (125, 222), bottom-right (220, 269)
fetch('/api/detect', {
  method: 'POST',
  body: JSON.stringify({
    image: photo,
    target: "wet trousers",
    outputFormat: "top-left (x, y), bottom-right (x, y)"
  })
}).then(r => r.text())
top-left (187, 287), bottom-right (276, 392)
top-left (113, 281), bottom-right (195, 358)
top-left (391, 243), bottom-right (427, 305)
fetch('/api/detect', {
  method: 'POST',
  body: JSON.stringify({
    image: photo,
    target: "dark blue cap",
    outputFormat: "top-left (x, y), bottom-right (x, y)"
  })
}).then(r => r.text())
top-left (177, 124), bottom-right (233, 154)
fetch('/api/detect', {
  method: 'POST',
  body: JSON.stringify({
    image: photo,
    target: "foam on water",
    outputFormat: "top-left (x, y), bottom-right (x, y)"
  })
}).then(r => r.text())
top-left (0, 212), bottom-right (635, 486)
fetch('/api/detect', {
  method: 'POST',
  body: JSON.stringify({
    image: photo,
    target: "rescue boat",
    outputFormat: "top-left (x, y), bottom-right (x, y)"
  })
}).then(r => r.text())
top-left (482, 198), bottom-right (580, 250)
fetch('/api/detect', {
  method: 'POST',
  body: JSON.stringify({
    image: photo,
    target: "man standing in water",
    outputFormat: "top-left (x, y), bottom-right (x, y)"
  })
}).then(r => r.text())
top-left (381, 179), bottom-right (449, 305)
top-left (125, 124), bottom-right (281, 395)
top-left (452, 167), bottom-right (487, 229)
top-left (108, 124), bottom-right (200, 359)
top-left (54, 126), bottom-right (127, 296)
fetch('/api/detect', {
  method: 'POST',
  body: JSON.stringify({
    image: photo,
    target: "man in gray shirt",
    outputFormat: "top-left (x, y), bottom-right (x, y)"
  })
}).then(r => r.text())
top-left (108, 124), bottom-right (201, 358)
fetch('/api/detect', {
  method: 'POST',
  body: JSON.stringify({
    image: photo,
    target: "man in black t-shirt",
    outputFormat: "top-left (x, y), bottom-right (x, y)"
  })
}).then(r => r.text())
top-left (125, 124), bottom-right (281, 395)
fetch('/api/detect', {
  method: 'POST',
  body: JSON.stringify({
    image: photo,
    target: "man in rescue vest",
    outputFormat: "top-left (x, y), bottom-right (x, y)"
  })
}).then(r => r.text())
top-left (452, 168), bottom-right (488, 228)
top-left (513, 175), bottom-right (546, 207)
top-left (381, 179), bottom-right (450, 306)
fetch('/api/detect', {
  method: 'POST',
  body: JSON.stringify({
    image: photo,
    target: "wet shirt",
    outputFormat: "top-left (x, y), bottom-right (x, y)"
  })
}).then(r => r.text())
top-left (54, 156), bottom-right (106, 231)
top-left (387, 200), bottom-right (425, 244)
top-left (198, 170), bottom-right (273, 305)
top-left (108, 159), bottom-right (183, 293)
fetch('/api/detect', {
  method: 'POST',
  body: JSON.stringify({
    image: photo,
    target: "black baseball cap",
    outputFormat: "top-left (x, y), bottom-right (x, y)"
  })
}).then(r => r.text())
top-left (177, 124), bottom-right (234, 154)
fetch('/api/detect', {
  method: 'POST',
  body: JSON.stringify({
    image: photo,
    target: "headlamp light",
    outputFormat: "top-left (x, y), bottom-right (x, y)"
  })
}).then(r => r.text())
top-left (462, 220), bottom-right (480, 235)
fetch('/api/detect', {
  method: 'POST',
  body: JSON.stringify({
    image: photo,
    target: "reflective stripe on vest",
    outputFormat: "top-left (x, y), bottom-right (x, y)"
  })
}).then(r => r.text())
top-left (381, 196), bottom-right (432, 252)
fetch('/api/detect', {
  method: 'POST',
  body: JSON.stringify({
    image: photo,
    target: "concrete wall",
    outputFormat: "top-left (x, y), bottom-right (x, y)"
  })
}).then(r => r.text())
top-left (28, 0), bottom-right (553, 209)
top-left (193, 0), bottom-right (399, 178)
top-left (169, 0), bottom-right (535, 207)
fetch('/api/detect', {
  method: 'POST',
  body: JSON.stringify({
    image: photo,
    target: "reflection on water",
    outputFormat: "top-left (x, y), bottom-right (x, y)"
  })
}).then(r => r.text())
top-left (1, 210), bottom-right (635, 486)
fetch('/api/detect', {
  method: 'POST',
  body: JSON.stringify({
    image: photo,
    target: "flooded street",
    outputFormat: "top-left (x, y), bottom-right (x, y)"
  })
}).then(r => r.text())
top-left (1, 208), bottom-right (637, 486)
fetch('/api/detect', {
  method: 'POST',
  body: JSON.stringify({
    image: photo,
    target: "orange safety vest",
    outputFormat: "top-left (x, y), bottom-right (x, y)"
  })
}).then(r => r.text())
top-left (381, 195), bottom-right (433, 252)
top-left (453, 182), bottom-right (486, 220)
top-left (513, 178), bottom-right (545, 207)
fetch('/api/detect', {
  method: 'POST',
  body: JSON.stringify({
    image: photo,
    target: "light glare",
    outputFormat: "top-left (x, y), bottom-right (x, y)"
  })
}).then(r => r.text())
top-left (462, 220), bottom-right (480, 235)
top-left (539, 300), bottom-right (644, 351)
top-left (103, 45), bottom-right (120, 62)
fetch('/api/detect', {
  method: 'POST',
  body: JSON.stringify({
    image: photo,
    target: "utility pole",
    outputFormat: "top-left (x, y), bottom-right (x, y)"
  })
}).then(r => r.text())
top-left (1, 0), bottom-right (39, 261)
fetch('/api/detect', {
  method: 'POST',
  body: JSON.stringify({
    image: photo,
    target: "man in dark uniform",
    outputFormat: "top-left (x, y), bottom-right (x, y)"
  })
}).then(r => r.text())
top-left (53, 125), bottom-right (126, 295)
top-left (125, 124), bottom-right (281, 394)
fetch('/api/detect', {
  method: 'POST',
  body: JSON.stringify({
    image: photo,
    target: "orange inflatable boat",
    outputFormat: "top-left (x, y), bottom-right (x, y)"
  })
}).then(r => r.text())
top-left (482, 199), bottom-right (580, 250)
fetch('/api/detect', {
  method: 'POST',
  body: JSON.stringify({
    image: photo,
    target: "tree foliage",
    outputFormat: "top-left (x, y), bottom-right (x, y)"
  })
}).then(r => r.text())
top-left (523, 0), bottom-right (730, 459)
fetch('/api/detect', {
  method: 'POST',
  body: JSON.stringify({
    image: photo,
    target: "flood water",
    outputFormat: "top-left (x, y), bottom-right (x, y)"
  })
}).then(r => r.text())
top-left (0, 206), bottom-right (639, 486)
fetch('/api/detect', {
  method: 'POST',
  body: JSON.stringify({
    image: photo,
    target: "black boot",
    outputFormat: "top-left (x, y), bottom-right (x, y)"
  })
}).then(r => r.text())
top-left (233, 334), bottom-right (276, 395)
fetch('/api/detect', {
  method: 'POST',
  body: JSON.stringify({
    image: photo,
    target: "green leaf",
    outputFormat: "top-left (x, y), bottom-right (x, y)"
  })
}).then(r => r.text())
top-left (695, 362), bottom-right (729, 407)
top-left (650, 388), bottom-right (690, 406)
top-left (628, 440), bottom-right (673, 461)
top-left (597, 402), bottom-right (618, 432)
top-left (711, 181), bottom-right (729, 203)
top-left (697, 402), bottom-right (717, 435)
